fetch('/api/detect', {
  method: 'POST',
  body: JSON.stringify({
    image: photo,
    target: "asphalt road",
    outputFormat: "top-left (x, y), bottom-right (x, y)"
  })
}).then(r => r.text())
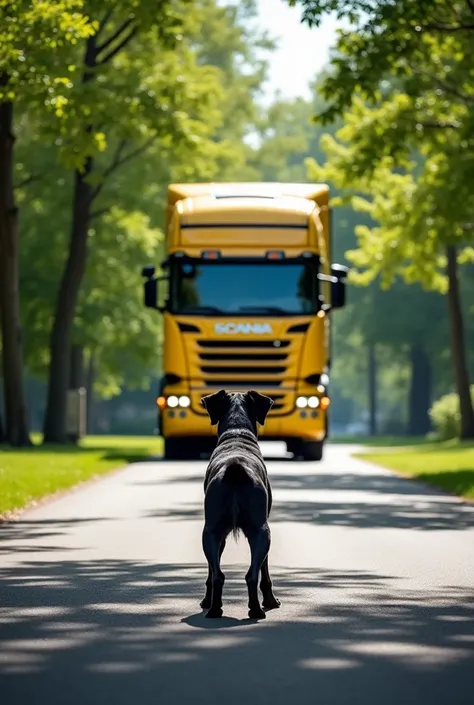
top-left (1, 443), bottom-right (474, 705)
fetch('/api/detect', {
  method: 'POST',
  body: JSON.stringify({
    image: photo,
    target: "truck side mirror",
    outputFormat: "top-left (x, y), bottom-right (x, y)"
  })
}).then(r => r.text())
top-left (142, 265), bottom-right (156, 278)
top-left (331, 264), bottom-right (348, 310)
top-left (144, 277), bottom-right (158, 309)
top-left (141, 266), bottom-right (168, 312)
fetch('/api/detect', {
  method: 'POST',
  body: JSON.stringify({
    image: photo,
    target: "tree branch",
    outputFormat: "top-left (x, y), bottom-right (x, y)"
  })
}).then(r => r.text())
top-left (91, 138), bottom-right (128, 201)
top-left (423, 21), bottom-right (474, 31)
top-left (90, 135), bottom-right (157, 202)
top-left (90, 206), bottom-right (113, 221)
top-left (95, 5), bottom-right (117, 38)
top-left (14, 174), bottom-right (42, 190)
top-left (105, 136), bottom-right (156, 179)
top-left (82, 35), bottom-right (98, 84)
top-left (96, 16), bottom-right (135, 55)
top-left (96, 26), bottom-right (138, 65)
top-left (408, 65), bottom-right (474, 105)
top-left (417, 120), bottom-right (460, 129)
top-left (466, 0), bottom-right (474, 18)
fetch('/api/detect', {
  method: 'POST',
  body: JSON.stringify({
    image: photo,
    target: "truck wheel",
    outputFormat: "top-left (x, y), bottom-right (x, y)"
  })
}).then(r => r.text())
top-left (164, 438), bottom-right (204, 460)
top-left (164, 438), bottom-right (184, 460)
top-left (301, 440), bottom-right (324, 462)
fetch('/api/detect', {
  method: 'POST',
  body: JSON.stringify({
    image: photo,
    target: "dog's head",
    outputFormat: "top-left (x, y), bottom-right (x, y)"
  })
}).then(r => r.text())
top-left (201, 390), bottom-right (273, 434)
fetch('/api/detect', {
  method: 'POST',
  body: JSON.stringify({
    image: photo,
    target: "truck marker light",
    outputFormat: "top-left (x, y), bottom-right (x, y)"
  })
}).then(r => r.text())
top-left (157, 396), bottom-right (166, 409)
top-left (317, 384), bottom-right (325, 394)
top-left (167, 395), bottom-right (179, 408)
top-left (266, 250), bottom-right (284, 259)
top-left (320, 396), bottom-right (330, 409)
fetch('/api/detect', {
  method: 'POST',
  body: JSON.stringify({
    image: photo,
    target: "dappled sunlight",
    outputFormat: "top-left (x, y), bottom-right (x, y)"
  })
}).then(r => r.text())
top-left (0, 558), bottom-right (473, 704)
top-left (1, 448), bottom-right (474, 703)
top-left (121, 453), bottom-right (474, 531)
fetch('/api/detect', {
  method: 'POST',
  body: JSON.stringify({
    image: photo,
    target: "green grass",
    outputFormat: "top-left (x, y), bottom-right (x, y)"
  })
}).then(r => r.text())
top-left (355, 440), bottom-right (474, 500)
top-left (0, 435), bottom-right (163, 518)
top-left (330, 435), bottom-right (431, 447)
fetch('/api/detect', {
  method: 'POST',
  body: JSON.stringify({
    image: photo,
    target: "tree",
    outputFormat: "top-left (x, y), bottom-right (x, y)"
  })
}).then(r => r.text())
top-left (0, 0), bottom-right (96, 445)
top-left (40, 0), bottom-right (228, 443)
top-left (308, 132), bottom-right (474, 437)
top-left (289, 0), bottom-right (474, 438)
top-left (15, 0), bottom-right (275, 429)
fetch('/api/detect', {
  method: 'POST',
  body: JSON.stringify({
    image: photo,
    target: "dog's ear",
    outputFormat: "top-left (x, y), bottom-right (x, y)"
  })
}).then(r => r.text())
top-left (246, 390), bottom-right (273, 426)
top-left (201, 389), bottom-right (228, 425)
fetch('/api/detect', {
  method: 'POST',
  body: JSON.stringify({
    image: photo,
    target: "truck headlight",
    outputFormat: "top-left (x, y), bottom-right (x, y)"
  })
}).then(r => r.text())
top-left (297, 396), bottom-right (321, 409)
top-left (178, 395), bottom-right (191, 408)
top-left (167, 395), bottom-right (179, 408)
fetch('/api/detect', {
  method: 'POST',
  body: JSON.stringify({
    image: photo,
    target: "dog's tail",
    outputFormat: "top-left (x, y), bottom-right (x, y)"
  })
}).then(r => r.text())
top-left (222, 462), bottom-right (249, 541)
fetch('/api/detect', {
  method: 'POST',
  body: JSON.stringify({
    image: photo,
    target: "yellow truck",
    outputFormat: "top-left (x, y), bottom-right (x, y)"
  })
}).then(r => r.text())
top-left (142, 182), bottom-right (347, 461)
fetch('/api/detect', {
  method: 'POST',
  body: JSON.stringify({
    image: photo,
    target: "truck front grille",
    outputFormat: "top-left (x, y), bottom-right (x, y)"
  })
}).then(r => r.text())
top-left (192, 338), bottom-right (295, 414)
top-left (198, 340), bottom-right (290, 349)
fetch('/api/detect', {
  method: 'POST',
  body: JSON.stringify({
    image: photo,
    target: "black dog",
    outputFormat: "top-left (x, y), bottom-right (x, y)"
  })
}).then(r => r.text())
top-left (200, 389), bottom-right (281, 619)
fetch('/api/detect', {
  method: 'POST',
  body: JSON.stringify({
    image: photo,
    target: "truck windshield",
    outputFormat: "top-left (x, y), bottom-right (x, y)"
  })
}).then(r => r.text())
top-left (171, 261), bottom-right (320, 315)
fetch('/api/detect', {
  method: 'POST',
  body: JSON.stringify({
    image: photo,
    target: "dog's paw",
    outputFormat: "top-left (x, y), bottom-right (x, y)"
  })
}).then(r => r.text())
top-left (263, 597), bottom-right (281, 611)
top-left (248, 606), bottom-right (266, 620)
top-left (200, 597), bottom-right (212, 609)
top-left (205, 607), bottom-right (223, 618)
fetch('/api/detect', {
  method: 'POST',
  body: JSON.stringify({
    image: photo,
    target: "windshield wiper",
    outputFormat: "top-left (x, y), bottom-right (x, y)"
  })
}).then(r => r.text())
top-left (181, 305), bottom-right (225, 314)
top-left (237, 305), bottom-right (289, 314)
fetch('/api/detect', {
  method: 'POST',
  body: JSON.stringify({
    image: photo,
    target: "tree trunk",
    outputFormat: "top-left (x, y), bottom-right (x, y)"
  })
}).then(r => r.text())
top-left (445, 245), bottom-right (474, 439)
top-left (0, 81), bottom-right (31, 447)
top-left (407, 345), bottom-right (432, 436)
top-left (69, 344), bottom-right (84, 389)
top-left (368, 343), bottom-right (377, 436)
top-left (0, 404), bottom-right (5, 444)
top-left (42, 36), bottom-right (97, 444)
top-left (66, 344), bottom-right (85, 444)
top-left (42, 165), bottom-right (93, 443)
top-left (85, 351), bottom-right (95, 435)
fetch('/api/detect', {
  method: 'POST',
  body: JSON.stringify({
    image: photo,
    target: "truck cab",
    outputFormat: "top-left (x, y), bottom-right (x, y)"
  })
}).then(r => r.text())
top-left (142, 182), bottom-right (347, 460)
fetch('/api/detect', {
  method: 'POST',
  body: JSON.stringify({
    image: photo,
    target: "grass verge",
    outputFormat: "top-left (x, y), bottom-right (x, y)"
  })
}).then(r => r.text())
top-left (331, 435), bottom-right (431, 447)
top-left (355, 440), bottom-right (474, 500)
top-left (0, 435), bottom-right (163, 519)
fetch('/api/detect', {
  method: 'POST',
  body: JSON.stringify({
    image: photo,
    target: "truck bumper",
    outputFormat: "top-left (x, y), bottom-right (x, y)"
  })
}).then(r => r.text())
top-left (161, 406), bottom-right (326, 443)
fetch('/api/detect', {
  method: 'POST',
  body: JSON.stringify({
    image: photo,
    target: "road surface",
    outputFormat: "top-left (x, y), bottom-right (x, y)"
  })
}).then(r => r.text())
top-left (1, 443), bottom-right (474, 705)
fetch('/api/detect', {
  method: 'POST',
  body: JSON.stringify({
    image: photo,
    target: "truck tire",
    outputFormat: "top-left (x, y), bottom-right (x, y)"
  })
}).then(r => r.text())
top-left (164, 438), bottom-right (181, 460)
top-left (301, 440), bottom-right (324, 462)
top-left (164, 437), bottom-right (204, 460)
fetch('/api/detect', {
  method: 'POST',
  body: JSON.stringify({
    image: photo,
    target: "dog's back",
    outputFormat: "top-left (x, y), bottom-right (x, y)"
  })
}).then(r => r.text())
top-left (205, 432), bottom-right (270, 539)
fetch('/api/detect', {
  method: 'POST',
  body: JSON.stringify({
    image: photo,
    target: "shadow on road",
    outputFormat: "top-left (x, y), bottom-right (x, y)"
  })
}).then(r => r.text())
top-left (0, 518), bottom-right (114, 555)
top-left (136, 464), bottom-right (474, 531)
top-left (0, 559), bottom-right (473, 705)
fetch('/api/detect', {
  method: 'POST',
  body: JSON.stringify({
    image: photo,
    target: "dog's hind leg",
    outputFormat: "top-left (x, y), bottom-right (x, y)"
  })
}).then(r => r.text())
top-left (202, 527), bottom-right (226, 618)
top-left (246, 523), bottom-right (271, 620)
top-left (201, 538), bottom-right (226, 610)
top-left (260, 555), bottom-right (281, 611)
